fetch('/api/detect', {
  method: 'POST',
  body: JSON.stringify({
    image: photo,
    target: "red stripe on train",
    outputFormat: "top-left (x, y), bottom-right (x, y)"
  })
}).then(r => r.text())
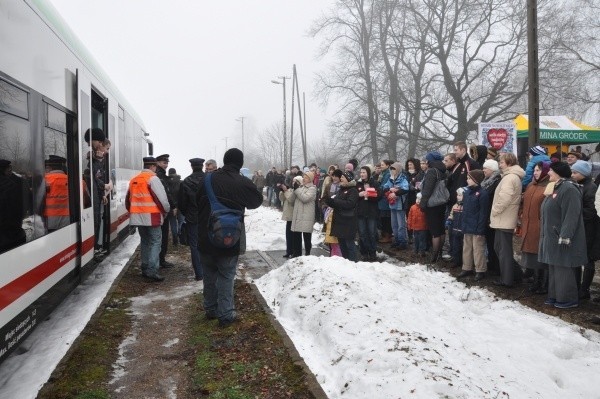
top-left (110, 213), bottom-right (130, 234)
top-left (0, 243), bottom-right (78, 311)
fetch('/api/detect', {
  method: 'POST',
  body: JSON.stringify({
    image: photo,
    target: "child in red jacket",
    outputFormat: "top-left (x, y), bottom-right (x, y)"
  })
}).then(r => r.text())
top-left (408, 193), bottom-right (428, 256)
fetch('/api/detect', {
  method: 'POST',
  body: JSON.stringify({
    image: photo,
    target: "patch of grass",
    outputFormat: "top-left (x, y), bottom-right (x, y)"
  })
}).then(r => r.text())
top-left (37, 290), bottom-right (132, 399)
top-left (189, 283), bottom-right (315, 398)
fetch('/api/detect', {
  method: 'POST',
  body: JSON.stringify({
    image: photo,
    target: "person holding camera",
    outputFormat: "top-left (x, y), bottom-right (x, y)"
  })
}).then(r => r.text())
top-left (290, 172), bottom-right (317, 257)
top-left (278, 181), bottom-right (295, 258)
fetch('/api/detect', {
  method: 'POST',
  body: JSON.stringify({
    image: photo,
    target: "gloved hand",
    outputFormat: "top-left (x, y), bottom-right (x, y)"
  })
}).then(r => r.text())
top-left (558, 237), bottom-right (571, 249)
top-left (445, 220), bottom-right (452, 229)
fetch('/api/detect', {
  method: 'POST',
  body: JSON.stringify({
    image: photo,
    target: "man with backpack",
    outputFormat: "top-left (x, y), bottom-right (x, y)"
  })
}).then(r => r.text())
top-left (196, 148), bottom-right (263, 327)
top-left (178, 158), bottom-right (205, 281)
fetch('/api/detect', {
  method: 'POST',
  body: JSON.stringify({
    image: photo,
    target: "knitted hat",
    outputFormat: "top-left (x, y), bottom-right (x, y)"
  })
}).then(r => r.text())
top-left (425, 151), bottom-right (443, 163)
top-left (293, 175), bottom-right (303, 185)
top-left (529, 145), bottom-right (547, 156)
top-left (570, 160), bottom-right (591, 177)
top-left (549, 161), bottom-right (572, 179)
top-left (468, 170), bottom-right (485, 185)
top-left (487, 147), bottom-right (498, 159)
top-left (482, 159), bottom-right (499, 172)
top-left (223, 148), bottom-right (244, 169)
top-left (456, 187), bottom-right (465, 196)
top-left (342, 170), bottom-right (354, 182)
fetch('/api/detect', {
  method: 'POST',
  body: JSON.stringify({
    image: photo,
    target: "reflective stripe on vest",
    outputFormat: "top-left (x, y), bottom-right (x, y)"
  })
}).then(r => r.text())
top-left (44, 173), bottom-right (69, 217)
top-left (129, 171), bottom-right (161, 214)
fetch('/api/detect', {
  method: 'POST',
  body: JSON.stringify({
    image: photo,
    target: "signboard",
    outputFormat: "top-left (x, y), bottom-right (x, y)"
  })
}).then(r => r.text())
top-left (515, 115), bottom-right (600, 143)
top-left (478, 122), bottom-right (517, 155)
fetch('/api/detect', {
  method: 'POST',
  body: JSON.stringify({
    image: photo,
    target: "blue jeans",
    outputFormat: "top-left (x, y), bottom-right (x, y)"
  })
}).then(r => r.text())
top-left (201, 252), bottom-right (239, 322)
top-left (357, 216), bottom-right (378, 255)
top-left (413, 230), bottom-right (429, 253)
top-left (267, 186), bottom-right (275, 206)
top-left (138, 226), bottom-right (162, 275)
top-left (390, 209), bottom-right (408, 246)
top-left (338, 237), bottom-right (357, 262)
top-left (186, 222), bottom-right (203, 280)
top-left (169, 211), bottom-right (185, 243)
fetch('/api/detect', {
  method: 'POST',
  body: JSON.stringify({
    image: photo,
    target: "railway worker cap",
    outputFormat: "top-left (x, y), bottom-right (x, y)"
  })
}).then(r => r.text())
top-left (143, 156), bottom-right (157, 166)
top-left (156, 154), bottom-right (170, 162)
top-left (189, 158), bottom-right (205, 167)
top-left (45, 155), bottom-right (66, 166)
top-left (223, 148), bottom-right (244, 169)
top-left (83, 128), bottom-right (105, 144)
top-left (549, 161), bottom-right (572, 179)
top-left (571, 160), bottom-right (592, 177)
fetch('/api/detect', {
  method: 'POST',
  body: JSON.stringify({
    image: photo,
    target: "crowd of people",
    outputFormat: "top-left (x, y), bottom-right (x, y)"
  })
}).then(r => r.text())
top-left (260, 142), bottom-right (600, 311)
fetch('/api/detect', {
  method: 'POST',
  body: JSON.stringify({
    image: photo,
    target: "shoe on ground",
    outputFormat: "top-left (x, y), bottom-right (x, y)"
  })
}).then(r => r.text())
top-left (493, 280), bottom-right (512, 288)
top-left (579, 290), bottom-right (591, 300)
top-left (218, 312), bottom-right (238, 328)
top-left (195, 275), bottom-right (203, 281)
top-left (544, 298), bottom-right (556, 305)
top-left (457, 270), bottom-right (474, 280)
top-left (160, 260), bottom-right (175, 268)
top-left (554, 301), bottom-right (578, 309)
top-left (282, 253), bottom-right (292, 258)
top-left (142, 273), bottom-right (165, 282)
top-left (205, 312), bottom-right (217, 320)
top-left (590, 316), bottom-right (600, 325)
top-left (475, 272), bottom-right (486, 281)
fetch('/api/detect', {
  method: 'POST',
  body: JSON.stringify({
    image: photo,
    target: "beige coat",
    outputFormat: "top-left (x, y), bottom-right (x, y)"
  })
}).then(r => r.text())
top-left (490, 165), bottom-right (525, 230)
top-left (279, 189), bottom-right (295, 222)
top-left (291, 183), bottom-right (317, 233)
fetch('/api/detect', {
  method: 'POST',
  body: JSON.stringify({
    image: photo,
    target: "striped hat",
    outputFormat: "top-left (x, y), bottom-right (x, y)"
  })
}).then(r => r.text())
top-left (529, 145), bottom-right (546, 156)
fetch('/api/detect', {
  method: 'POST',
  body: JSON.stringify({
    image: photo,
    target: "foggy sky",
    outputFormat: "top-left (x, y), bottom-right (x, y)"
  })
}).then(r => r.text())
top-left (48, 0), bottom-right (333, 175)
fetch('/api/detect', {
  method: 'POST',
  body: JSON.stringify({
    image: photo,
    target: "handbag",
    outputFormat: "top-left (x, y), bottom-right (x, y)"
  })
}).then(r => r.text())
top-left (427, 169), bottom-right (449, 207)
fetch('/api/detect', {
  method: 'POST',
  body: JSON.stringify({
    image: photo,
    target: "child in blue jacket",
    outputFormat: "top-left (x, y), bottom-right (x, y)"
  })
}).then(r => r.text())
top-left (457, 170), bottom-right (490, 281)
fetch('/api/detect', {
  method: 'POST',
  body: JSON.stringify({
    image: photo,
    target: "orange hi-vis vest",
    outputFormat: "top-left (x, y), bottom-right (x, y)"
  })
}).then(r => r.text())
top-left (44, 172), bottom-right (69, 217)
top-left (129, 171), bottom-right (161, 214)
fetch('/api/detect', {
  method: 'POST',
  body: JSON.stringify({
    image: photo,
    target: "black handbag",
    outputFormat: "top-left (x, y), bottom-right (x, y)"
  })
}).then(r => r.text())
top-left (427, 170), bottom-right (449, 207)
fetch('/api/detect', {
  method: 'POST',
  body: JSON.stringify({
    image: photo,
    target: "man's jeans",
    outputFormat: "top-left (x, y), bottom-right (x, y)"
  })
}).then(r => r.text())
top-left (390, 209), bottom-right (408, 246)
top-left (169, 211), bottom-right (185, 243)
top-left (201, 252), bottom-right (239, 322)
top-left (267, 186), bottom-right (275, 206)
top-left (138, 226), bottom-right (162, 275)
top-left (338, 237), bottom-right (357, 262)
top-left (357, 216), bottom-right (378, 255)
top-left (186, 222), bottom-right (203, 280)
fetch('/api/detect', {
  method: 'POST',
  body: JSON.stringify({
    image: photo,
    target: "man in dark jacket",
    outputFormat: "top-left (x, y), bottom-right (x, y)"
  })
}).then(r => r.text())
top-left (451, 141), bottom-right (480, 198)
top-left (179, 158), bottom-right (205, 281)
top-left (196, 148), bottom-right (262, 327)
top-left (168, 168), bottom-right (184, 245)
top-left (155, 154), bottom-right (175, 267)
top-left (570, 160), bottom-right (600, 299)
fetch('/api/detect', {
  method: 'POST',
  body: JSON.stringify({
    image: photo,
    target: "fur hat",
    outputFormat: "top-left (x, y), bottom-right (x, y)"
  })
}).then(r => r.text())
top-left (529, 145), bottom-right (547, 156)
top-left (304, 171), bottom-right (315, 182)
top-left (293, 175), bottom-right (303, 185)
top-left (223, 148), bottom-right (244, 168)
top-left (549, 161), bottom-right (572, 179)
top-left (456, 187), bottom-right (465, 196)
top-left (570, 160), bottom-right (591, 177)
top-left (482, 159), bottom-right (499, 172)
top-left (425, 151), bottom-right (443, 163)
top-left (468, 169), bottom-right (485, 185)
top-left (84, 128), bottom-right (105, 143)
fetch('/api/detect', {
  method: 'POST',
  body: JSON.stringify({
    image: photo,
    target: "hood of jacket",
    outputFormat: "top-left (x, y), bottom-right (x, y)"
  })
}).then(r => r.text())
top-left (502, 164), bottom-right (525, 178)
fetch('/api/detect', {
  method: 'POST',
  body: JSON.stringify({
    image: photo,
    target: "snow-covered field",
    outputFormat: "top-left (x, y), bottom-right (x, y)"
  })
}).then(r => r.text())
top-left (245, 206), bottom-right (600, 399)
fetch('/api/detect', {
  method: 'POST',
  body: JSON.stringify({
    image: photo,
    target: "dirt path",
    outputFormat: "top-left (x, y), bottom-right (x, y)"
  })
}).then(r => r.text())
top-left (108, 247), bottom-right (201, 399)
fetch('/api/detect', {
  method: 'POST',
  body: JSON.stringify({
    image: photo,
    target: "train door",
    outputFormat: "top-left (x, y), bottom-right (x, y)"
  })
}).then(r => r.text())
top-left (78, 74), bottom-right (95, 267)
top-left (91, 89), bottom-right (110, 252)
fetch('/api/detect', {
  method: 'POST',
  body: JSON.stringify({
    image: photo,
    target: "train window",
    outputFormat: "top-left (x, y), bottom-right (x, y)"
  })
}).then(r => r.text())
top-left (0, 79), bottom-right (28, 119)
top-left (43, 103), bottom-right (70, 232)
top-left (46, 103), bottom-right (67, 133)
top-left (0, 88), bottom-right (31, 254)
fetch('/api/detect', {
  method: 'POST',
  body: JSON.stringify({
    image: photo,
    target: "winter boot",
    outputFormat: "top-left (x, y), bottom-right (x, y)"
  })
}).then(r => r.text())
top-left (378, 232), bottom-right (392, 244)
top-left (580, 263), bottom-right (595, 300)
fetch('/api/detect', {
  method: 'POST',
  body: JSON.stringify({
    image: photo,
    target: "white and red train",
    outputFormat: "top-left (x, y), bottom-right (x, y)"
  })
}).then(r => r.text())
top-left (0, 0), bottom-right (150, 362)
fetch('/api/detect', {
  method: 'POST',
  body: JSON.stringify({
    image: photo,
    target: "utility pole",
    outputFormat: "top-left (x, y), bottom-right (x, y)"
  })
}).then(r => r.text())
top-left (223, 136), bottom-right (229, 152)
top-left (272, 76), bottom-right (290, 167)
top-left (236, 117), bottom-right (245, 152)
top-left (527, 0), bottom-right (540, 147)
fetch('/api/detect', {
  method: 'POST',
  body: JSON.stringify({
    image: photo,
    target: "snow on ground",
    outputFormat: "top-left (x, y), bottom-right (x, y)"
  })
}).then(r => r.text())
top-left (0, 235), bottom-right (140, 399)
top-left (248, 206), bottom-right (600, 399)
